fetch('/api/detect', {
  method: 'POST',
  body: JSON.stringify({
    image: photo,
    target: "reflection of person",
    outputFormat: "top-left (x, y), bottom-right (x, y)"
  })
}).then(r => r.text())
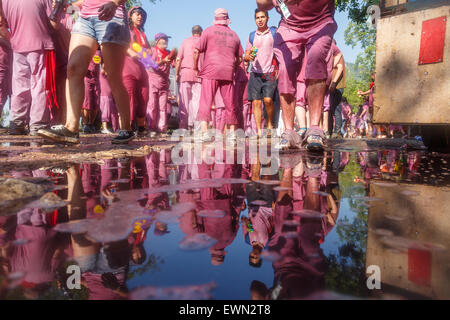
top-left (66, 165), bottom-right (130, 300)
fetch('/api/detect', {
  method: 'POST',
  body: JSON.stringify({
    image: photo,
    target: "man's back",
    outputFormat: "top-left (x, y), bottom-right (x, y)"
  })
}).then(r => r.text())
top-left (196, 24), bottom-right (243, 82)
top-left (2, 0), bottom-right (54, 53)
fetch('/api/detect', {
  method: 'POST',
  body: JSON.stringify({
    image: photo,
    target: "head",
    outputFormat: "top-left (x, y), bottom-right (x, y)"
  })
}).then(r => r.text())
top-left (249, 246), bottom-right (263, 268)
top-left (213, 8), bottom-right (231, 26)
top-left (154, 221), bottom-right (169, 236)
top-left (131, 244), bottom-right (147, 265)
top-left (254, 9), bottom-right (269, 29)
top-left (250, 280), bottom-right (269, 300)
top-left (341, 97), bottom-right (348, 104)
top-left (192, 25), bottom-right (203, 37)
top-left (155, 33), bottom-right (170, 50)
top-left (129, 7), bottom-right (147, 30)
top-left (210, 248), bottom-right (226, 266)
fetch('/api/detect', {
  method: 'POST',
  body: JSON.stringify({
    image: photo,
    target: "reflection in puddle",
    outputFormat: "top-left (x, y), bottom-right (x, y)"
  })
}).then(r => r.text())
top-left (0, 149), bottom-right (449, 300)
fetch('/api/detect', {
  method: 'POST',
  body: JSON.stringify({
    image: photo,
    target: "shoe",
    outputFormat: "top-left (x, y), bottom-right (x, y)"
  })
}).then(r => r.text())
top-left (29, 130), bottom-right (40, 137)
top-left (101, 127), bottom-right (115, 135)
top-left (37, 125), bottom-right (80, 144)
top-left (275, 130), bottom-right (302, 151)
top-left (148, 131), bottom-right (158, 138)
top-left (136, 127), bottom-right (148, 137)
top-left (331, 132), bottom-right (343, 139)
top-left (81, 124), bottom-right (96, 134)
top-left (302, 127), bottom-right (325, 152)
top-left (324, 130), bottom-right (331, 139)
top-left (112, 130), bottom-right (135, 145)
top-left (9, 126), bottom-right (27, 136)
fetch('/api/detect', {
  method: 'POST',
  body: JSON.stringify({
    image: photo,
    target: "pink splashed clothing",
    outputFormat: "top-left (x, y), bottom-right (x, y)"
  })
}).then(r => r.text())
top-left (80, 0), bottom-right (125, 19)
top-left (272, 0), bottom-right (335, 33)
top-left (178, 35), bottom-right (202, 83)
top-left (1, 0), bottom-right (54, 53)
top-left (195, 25), bottom-right (243, 81)
top-left (246, 28), bottom-right (275, 74)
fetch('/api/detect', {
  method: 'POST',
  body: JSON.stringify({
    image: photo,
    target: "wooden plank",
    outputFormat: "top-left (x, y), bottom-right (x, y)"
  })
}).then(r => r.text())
top-left (374, 5), bottom-right (450, 124)
top-left (366, 183), bottom-right (450, 298)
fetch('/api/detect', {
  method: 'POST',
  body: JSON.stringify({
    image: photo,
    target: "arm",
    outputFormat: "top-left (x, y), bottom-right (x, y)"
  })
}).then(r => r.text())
top-left (175, 57), bottom-right (182, 82)
top-left (98, 0), bottom-right (126, 21)
top-left (329, 56), bottom-right (345, 93)
top-left (257, 0), bottom-right (275, 11)
top-left (193, 48), bottom-right (200, 77)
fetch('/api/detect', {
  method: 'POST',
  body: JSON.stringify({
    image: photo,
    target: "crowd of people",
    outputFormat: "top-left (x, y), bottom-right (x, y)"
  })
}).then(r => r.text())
top-left (0, 0), bottom-right (404, 150)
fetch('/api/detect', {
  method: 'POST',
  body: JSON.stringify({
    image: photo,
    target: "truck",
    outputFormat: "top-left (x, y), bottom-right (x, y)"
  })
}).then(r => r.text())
top-left (374, 0), bottom-right (450, 149)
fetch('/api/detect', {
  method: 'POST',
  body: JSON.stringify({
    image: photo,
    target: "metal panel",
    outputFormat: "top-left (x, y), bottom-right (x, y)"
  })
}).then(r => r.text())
top-left (419, 16), bottom-right (447, 65)
top-left (374, 5), bottom-right (450, 124)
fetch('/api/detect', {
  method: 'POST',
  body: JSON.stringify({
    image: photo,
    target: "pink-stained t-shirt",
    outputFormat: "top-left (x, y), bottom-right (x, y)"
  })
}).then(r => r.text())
top-left (273, 0), bottom-right (335, 32)
top-left (341, 103), bottom-right (352, 120)
top-left (80, 0), bottom-right (125, 20)
top-left (196, 25), bottom-right (243, 82)
top-left (235, 61), bottom-right (248, 83)
top-left (245, 28), bottom-right (275, 74)
top-left (148, 46), bottom-right (171, 90)
top-left (1, 0), bottom-right (54, 53)
top-left (245, 206), bottom-right (274, 248)
top-left (178, 35), bottom-right (202, 83)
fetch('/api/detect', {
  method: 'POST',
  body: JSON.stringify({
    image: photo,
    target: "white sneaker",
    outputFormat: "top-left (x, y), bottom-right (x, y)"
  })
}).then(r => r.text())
top-left (101, 128), bottom-right (114, 135)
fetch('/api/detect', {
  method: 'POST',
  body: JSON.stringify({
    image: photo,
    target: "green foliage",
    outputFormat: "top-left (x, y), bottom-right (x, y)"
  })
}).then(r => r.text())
top-left (127, 254), bottom-right (164, 280)
top-left (324, 155), bottom-right (370, 297)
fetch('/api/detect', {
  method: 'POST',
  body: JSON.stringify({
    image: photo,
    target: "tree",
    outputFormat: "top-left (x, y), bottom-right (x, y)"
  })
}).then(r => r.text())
top-left (125, 0), bottom-right (159, 11)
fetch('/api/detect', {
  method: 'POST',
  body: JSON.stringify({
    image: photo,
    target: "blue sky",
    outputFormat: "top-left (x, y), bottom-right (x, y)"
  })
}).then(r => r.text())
top-left (140, 0), bottom-right (363, 63)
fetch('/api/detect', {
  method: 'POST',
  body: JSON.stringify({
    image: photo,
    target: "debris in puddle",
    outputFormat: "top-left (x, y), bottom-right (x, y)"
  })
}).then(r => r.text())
top-left (130, 282), bottom-right (217, 300)
top-left (261, 250), bottom-right (281, 262)
top-left (197, 210), bottom-right (226, 218)
top-left (291, 210), bottom-right (324, 219)
top-left (26, 192), bottom-right (68, 211)
top-left (178, 234), bottom-right (217, 251)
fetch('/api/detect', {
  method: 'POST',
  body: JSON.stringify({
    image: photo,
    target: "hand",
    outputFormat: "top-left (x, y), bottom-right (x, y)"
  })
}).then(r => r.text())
top-left (329, 81), bottom-right (337, 93)
top-left (98, 1), bottom-right (119, 21)
top-left (194, 68), bottom-right (199, 78)
top-left (244, 52), bottom-right (255, 62)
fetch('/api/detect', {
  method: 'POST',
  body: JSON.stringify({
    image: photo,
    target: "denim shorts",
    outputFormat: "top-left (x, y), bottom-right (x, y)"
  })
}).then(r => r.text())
top-left (72, 16), bottom-right (130, 47)
top-left (248, 72), bottom-right (278, 101)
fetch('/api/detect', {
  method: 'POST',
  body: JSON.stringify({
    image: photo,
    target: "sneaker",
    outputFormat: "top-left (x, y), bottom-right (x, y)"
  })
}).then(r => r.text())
top-left (112, 130), bottom-right (135, 145)
top-left (276, 130), bottom-right (302, 151)
top-left (136, 127), bottom-right (148, 138)
top-left (302, 127), bottom-right (326, 152)
top-left (37, 125), bottom-right (80, 144)
top-left (101, 127), bottom-right (115, 135)
top-left (324, 130), bottom-right (331, 139)
top-left (331, 132), bottom-right (343, 139)
top-left (82, 124), bottom-right (96, 134)
top-left (9, 126), bottom-right (27, 136)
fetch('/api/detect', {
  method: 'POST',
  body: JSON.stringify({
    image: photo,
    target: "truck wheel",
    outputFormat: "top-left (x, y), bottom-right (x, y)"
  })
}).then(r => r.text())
top-left (421, 125), bottom-right (450, 151)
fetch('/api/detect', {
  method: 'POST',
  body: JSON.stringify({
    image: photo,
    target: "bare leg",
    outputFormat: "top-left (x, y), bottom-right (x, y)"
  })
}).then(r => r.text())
top-left (295, 106), bottom-right (307, 130)
top-left (306, 79), bottom-right (327, 128)
top-left (253, 99), bottom-right (263, 136)
top-left (280, 94), bottom-right (295, 131)
top-left (101, 43), bottom-right (131, 131)
top-left (323, 111), bottom-right (329, 132)
top-left (65, 34), bottom-right (98, 132)
top-left (263, 97), bottom-right (274, 130)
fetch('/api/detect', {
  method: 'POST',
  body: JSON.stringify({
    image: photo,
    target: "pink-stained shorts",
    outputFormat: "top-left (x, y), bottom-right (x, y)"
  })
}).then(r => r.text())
top-left (197, 78), bottom-right (238, 126)
top-left (274, 21), bottom-right (337, 98)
